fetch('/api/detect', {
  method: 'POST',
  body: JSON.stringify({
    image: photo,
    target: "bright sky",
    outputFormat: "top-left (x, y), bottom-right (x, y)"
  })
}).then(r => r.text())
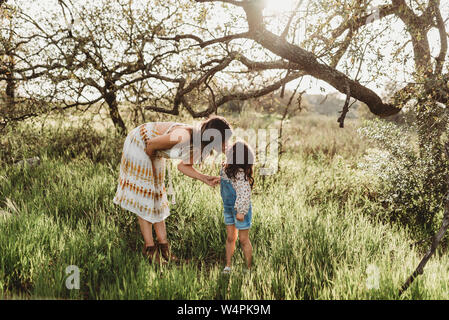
top-left (265, 0), bottom-right (299, 14)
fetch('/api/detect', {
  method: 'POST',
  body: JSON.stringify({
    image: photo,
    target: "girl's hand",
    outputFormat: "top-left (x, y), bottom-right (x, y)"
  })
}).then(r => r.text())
top-left (236, 213), bottom-right (245, 221)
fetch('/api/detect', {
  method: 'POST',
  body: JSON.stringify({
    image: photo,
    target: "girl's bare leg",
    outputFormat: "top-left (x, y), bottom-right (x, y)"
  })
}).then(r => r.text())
top-left (225, 225), bottom-right (238, 268)
top-left (138, 216), bottom-right (154, 248)
top-left (238, 229), bottom-right (252, 269)
top-left (153, 220), bottom-right (168, 244)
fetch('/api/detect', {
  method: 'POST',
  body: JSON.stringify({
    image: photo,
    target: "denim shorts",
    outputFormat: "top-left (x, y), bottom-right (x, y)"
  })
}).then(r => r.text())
top-left (220, 177), bottom-right (252, 230)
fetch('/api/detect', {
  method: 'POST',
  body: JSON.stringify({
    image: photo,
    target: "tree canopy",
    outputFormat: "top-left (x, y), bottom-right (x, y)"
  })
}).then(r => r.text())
top-left (1, 0), bottom-right (448, 132)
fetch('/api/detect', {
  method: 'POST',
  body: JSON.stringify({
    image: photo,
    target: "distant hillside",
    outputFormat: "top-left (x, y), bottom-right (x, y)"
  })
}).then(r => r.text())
top-left (303, 93), bottom-right (362, 118)
top-left (244, 90), bottom-right (366, 119)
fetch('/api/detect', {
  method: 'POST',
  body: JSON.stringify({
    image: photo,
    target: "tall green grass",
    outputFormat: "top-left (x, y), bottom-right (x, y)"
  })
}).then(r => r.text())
top-left (1, 114), bottom-right (449, 299)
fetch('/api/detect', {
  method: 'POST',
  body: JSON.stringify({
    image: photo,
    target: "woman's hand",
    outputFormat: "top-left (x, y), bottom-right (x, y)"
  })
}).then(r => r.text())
top-left (145, 143), bottom-right (155, 158)
top-left (177, 162), bottom-right (220, 187)
top-left (203, 175), bottom-right (220, 188)
top-left (236, 213), bottom-right (245, 222)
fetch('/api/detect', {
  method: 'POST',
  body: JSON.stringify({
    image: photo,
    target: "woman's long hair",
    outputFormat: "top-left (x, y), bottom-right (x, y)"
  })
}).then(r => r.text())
top-left (224, 141), bottom-right (255, 188)
top-left (188, 116), bottom-right (233, 162)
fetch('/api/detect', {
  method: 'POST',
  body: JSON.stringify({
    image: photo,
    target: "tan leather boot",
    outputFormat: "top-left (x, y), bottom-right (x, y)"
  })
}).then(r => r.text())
top-left (143, 245), bottom-right (160, 264)
top-left (158, 242), bottom-right (179, 263)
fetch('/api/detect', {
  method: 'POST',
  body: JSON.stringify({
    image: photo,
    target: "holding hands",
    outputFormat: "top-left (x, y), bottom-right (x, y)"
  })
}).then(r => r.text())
top-left (203, 175), bottom-right (220, 188)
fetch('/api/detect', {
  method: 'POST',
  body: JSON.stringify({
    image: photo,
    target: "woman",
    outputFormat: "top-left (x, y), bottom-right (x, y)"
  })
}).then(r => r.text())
top-left (113, 116), bottom-right (233, 263)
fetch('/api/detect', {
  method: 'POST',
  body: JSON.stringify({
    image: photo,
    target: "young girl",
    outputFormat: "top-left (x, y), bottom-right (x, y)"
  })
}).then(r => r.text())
top-left (220, 141), bottom-right (255, 273)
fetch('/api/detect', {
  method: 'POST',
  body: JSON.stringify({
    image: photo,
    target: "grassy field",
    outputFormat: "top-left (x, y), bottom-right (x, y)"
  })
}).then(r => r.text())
top-left (1, 111), bottom-right (449, 299)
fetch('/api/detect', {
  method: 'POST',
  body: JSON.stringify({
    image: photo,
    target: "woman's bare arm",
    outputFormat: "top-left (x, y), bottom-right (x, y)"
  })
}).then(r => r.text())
top-left (177, 160), bottom-right (219, 187)
top-left (147, 126), bottom-right (219, 187)
top-left (145, 128), bottom-right (190, 157)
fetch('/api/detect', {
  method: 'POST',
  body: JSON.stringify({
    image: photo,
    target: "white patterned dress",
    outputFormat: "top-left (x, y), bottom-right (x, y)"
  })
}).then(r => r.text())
top-left (113, 122), bottom-right (190, 223)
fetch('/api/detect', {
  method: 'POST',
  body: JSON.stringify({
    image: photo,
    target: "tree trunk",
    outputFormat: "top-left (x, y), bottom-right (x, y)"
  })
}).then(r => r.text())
top-left (105, 92), bottom-right (127, 136)
top-left (5, 67), bottom-right (15, 109)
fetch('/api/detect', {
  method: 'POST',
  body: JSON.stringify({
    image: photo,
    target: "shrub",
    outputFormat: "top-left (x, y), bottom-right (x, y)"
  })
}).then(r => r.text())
top-left (0, 122), bottom-right (123, 166)
top-left (357, 118), bottom-right (449, 233)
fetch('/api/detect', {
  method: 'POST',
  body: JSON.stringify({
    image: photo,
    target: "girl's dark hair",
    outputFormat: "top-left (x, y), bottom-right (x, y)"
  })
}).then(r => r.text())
top-left (225, 141), bottom-right (255, 188)
top-left (189, 116), bottom-right (233, 161)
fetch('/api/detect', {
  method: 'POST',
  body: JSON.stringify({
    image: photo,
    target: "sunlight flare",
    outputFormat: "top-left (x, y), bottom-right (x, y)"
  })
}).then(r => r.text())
top-left (264, 0), bottom-right (299, 15)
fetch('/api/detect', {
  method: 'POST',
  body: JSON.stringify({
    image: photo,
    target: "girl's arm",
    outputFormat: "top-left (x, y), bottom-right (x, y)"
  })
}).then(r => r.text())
top-left (231, 171), bottom-right (251, 221)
